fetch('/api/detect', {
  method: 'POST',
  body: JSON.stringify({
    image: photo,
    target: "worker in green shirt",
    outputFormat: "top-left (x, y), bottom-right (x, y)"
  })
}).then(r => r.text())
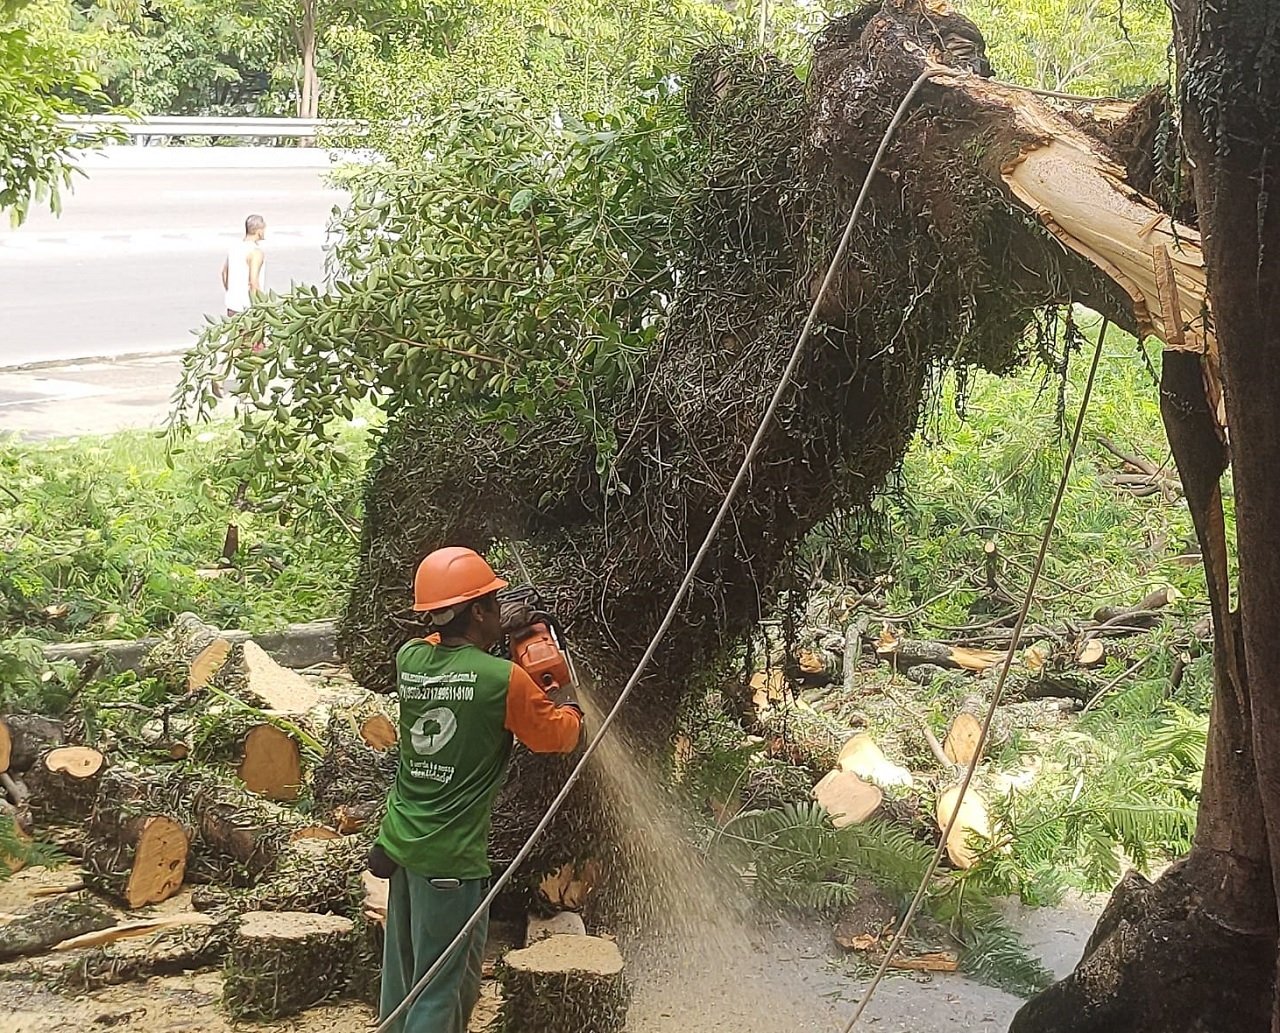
top-left (372, 546), bottom-right (583, 1033)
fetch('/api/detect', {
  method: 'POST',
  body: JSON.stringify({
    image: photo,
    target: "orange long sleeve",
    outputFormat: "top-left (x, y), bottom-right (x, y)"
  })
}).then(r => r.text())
top-left (504, 665), bottom-right (582, 754)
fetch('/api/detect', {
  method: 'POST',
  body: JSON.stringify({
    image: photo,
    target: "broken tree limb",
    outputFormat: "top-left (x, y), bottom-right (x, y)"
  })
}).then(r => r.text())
top-left (876, 635), bottom-right (1004, 673)
top-left (0, 894), bottom-right (117, 962)
top-left (52, 913), bottom-right (216, 952)
top-left (1092, 586), bottom-right (1180, 625)
top-left (221, 911), bottom-right (354, 1020)
top-left (29, 919), bottom-right (234, 992)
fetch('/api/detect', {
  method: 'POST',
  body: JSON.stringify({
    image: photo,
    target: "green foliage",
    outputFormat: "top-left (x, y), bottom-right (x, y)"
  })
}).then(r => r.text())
top-left (963, 0), bottom-right (1170, 95)
top-left (0, 636), bottom-right (78, 712)
top-left (328, 0), bottom-right (733, 141)
top-left (173, 86), bottom-right (697, 503)
top-left (976, 652), bottom-right (1209, 902)
top-left (0, 1), bottom-right (105, 223)
top-left (718, 803), bottom-right (1052, 996)
top-left (832, 326), bottom-right (1215, 631)
top-left (0, 423), bottom-right (368, 641)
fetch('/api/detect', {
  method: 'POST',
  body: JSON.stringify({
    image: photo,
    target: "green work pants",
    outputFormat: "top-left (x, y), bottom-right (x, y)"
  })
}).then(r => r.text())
top-left (380, 867), bottom-right (489, 1033)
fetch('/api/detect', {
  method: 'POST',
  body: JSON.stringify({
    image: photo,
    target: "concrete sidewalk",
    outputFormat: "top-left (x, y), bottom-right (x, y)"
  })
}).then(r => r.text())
top-left (0, 352), bottom-right (188, 440)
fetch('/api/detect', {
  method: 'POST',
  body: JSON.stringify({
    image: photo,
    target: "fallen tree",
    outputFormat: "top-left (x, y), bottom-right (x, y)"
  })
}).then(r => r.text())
top-left (168, 0), bottom-right (1242, 1003)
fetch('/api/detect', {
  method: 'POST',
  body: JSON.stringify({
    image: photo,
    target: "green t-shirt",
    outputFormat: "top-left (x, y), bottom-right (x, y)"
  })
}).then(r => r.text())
top-left (377, 638), bottom-right (517, 879)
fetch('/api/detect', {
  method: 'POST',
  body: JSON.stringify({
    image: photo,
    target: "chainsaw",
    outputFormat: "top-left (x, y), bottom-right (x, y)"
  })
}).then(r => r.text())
top-left (497, 585), bottom-right (575, 693)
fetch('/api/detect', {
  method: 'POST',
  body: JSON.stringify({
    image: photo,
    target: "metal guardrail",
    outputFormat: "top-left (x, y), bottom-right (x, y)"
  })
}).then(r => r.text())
top-left (59, 115), bottom-right (367, 139)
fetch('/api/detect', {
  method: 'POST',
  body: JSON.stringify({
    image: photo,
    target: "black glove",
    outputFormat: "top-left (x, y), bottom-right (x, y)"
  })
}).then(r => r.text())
top-left (500, 599), bottom-right (535, 634)
top-left (367, 842), bottom-right (399, 880)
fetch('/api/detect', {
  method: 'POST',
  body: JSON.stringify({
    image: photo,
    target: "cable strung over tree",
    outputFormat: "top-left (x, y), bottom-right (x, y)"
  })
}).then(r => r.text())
top-left (176, 0), bottom-right (1223, 936)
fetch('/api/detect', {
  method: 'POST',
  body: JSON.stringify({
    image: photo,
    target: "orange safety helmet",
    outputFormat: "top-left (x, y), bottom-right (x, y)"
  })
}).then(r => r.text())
top-left (413, 547), bottom-right (508, 614)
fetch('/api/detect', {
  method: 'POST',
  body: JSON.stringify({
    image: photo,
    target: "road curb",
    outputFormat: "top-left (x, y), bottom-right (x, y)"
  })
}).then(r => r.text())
top-left (0, 348), bottom-right (188, 375)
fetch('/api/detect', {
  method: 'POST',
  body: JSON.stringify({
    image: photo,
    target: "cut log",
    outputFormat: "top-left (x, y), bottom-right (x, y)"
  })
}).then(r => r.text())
top-left (0, 894), bottom-right (117, 961)
top-left (197, 833), bottom-right (372, 917)
top-left (187, 775), bottom-right (316, 886)
top-left (26, 746), bottom-right (108, 824)
top-left (499, 934), bottom-right (628, 1033)
top-left (349, 910), bottom-right (385, 1008)
top-left (1076, 639), bottom-right (1106, 667)
top-left (360, 713), bottom-right (397, 750)
top-left (236, 723), bottom-right (303, 801)
top-left (538, 859), bottom-right (603, 912)
top-left (813, 769), bottom-right (883, 828)
top-left (0, 714), bottom-right (65, 774)
top-left (240, 640), bottom-right (321, 714)
top-left (876, 635), bottom-right (1004, 673)
top-left (222, 910), bottom-right (354, 1020)
top-left (144, 613), bottom-right (238, 695)
top-left (935, 783), bottom-right (993, 870)
top-left (311, 706), bottom-right (398, 824)
top-left (836, 733), bottom-right (913, 787)
top-left (83, 770), bottom-right (191, 908)
top-left (942, 712), bottom-right (983, 769)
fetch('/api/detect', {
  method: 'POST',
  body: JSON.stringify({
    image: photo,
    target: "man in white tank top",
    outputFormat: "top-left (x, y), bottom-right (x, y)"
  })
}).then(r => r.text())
top-left (221, 213), bottom-right (267, 316)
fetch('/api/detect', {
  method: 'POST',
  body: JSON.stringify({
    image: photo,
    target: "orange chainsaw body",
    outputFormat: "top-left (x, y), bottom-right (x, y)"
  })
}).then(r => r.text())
top-left (509, 621), bottom-right (571, 692)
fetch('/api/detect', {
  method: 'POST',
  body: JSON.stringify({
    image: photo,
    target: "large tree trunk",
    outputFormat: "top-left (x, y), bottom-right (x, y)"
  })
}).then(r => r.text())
top-left (1013, 1), bottom-right (1280, 1030)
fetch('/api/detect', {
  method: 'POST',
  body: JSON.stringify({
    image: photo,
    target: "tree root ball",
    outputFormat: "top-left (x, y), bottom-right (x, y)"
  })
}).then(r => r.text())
top-left (498, 934), bottom-right (628, 1033)
top-left (222, 911), bottom-right (355, 1020)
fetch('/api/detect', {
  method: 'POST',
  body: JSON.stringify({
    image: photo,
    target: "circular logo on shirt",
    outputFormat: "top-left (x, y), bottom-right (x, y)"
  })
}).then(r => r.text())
top-left (410, 707), bottom-right (458, 755)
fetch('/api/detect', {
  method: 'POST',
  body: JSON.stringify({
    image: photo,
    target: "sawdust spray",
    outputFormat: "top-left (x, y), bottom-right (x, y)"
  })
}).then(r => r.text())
top-left (574, 684), bottom-right (851, 1032)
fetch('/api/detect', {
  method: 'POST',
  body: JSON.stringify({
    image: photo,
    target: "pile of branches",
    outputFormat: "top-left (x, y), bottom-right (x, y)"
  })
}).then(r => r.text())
top-left (0, 617), bottom-right (399, 1018)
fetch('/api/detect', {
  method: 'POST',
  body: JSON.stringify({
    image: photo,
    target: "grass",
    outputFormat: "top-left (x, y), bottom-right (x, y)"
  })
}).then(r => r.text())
top-left (0, 419), bottom-right (371, 643)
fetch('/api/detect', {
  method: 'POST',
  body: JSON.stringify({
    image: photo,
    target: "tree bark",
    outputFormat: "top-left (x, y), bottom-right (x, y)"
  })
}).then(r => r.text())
top-left (1014, 0), bottom-right (1280, 1026)
top-left (1171, 1), bottom-right (1280, 1028)
top-left (296, 0), bottom-right (319, 121)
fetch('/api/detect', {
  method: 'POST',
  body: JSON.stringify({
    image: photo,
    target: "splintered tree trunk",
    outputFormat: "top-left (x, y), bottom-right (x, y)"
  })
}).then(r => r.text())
top-left (499, 935), bottom-right (629, 1033)
top-left (26, 746), bottom-right (108, 824)
top-left (222, 911), bottom-right (354, 1020)
top-left (83, 770), bottom-right (191, 909)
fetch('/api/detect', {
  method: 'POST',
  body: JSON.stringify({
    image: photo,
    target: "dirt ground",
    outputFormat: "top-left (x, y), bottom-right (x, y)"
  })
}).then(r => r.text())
top-left (0, 864), bottom-right (1102, 1033)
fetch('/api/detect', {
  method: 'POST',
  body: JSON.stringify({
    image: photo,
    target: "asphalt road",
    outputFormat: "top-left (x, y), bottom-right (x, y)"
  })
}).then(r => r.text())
top-left (0, 148), bottom-right (350, 368)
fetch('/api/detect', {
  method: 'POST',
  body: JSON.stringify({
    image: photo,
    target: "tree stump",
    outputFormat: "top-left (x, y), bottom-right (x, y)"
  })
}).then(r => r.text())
top-left (222, 911), bottom-right (354, 1020)
top-left (0, 714), bottom-right (65, 775)
top-left (499, 934), bottom-right (628, 1033)
top-left (83, 770), bottom-right (191, 908)
top-left (26, 746), bottom-right (108, 824)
